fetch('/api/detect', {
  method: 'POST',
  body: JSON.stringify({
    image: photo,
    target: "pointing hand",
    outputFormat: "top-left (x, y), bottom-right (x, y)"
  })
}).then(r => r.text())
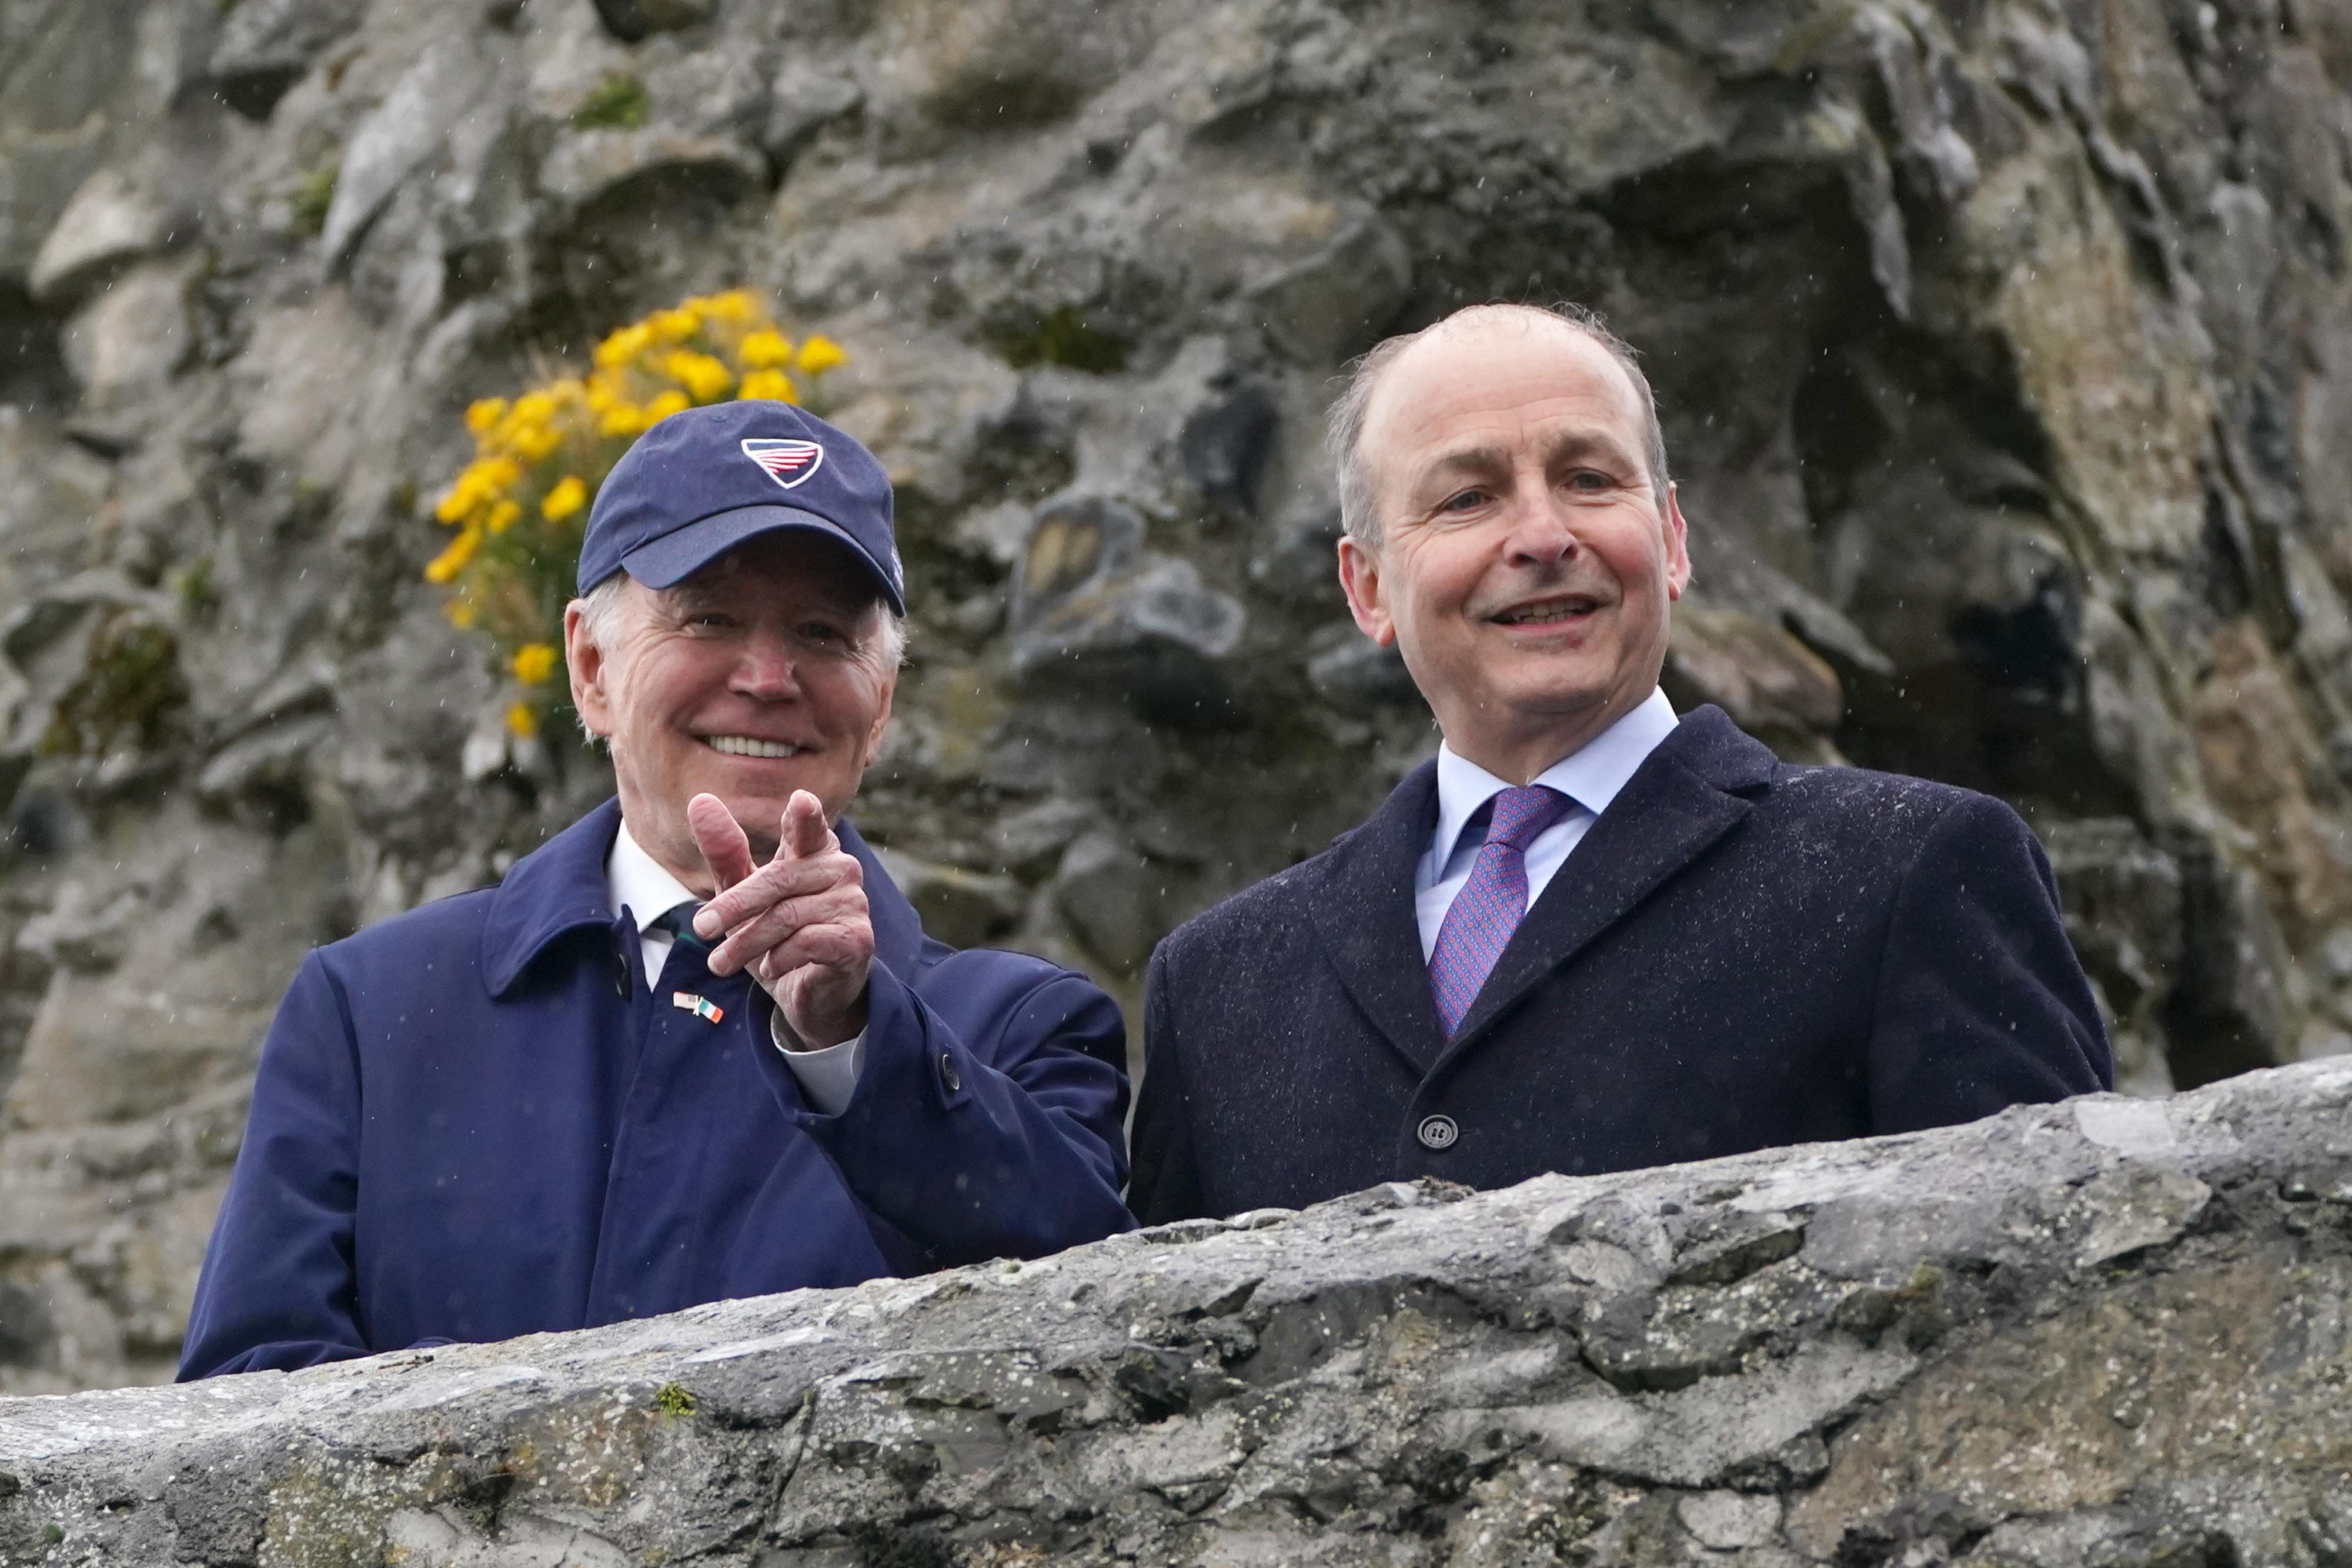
top-left (686, 790), bottom-right (873, 1048)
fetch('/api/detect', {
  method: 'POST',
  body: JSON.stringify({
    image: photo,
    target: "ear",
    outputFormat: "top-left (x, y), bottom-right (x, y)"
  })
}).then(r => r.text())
top-left (1661, 482), bottom-right (1692, 601)
top-left (860, 664), bottom-right (897, 772)
top-left (564, 599), bottom-right (616, 738)
top-left (1337, 536), bottom-right (1396, 647)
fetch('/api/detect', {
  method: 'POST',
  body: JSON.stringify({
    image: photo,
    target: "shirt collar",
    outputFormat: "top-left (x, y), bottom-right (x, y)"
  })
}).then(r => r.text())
top-left (607, 820), bottom-right (700, 933)
top-left (1429, 686), bottom-right (1680, 864)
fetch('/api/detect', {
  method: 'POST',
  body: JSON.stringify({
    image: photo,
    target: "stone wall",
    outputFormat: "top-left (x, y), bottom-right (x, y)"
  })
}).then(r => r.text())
top-left (2, 0), bottom-right (2352, 1392)
top-left (3, 1059), bottom-right (2348, 1564)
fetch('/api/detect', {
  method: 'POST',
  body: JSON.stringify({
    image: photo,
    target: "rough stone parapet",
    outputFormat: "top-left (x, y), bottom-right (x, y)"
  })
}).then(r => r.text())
top-left (5, 1059), bottom-right (2349, 1565)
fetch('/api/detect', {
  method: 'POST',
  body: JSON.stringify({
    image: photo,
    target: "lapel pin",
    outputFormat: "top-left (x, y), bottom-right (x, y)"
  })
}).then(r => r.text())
top-left (671, 992), bottom-right (725, 1025)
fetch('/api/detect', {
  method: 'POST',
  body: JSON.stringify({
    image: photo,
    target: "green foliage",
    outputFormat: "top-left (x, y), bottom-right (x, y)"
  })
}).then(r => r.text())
top-left (987, 304), bottom-right (1131, 374)
top-left (574, 73), bottom-right (652, 131)
top-left (292, 160), bottom-right (339, 238)
top-left (172, 557), bottom-right (219, 616)
top-left (653, 1382), bottom-right (697, 1419)
top-left (41, 1524), bottom-right (63, 1545)
top-left (40, 614), bottom-right (188, 760)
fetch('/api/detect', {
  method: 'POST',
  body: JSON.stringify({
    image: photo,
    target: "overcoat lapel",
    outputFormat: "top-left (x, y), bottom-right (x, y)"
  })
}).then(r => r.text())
top-left (1440, 707), bottom-right (1778, 1064)
top-left (1304, 761), bottom-right (1448, 1075)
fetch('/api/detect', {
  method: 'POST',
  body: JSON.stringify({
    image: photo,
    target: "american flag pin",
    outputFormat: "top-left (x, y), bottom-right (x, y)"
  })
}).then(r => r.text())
top-left (672, 992), bottom-right (724, 1024)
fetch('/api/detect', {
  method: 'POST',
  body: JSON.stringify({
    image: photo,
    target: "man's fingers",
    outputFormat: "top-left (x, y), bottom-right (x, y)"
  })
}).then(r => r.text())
top-left (686, 794), bottom-right (758, 893)
top-left (781, 790), bottom-right (832, 861)
top-left (744, 922), bottom-right (872, 987)
top-left (696, 851), bottom-right (861, 936)
top-left (704, 887), bottom-right (867, 975)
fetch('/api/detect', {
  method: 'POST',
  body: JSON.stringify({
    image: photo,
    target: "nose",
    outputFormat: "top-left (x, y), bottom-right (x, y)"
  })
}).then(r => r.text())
top-left (729, 627), bottom-right (803, 702)
top-left (1503, 473), bottom-right (1578, 568)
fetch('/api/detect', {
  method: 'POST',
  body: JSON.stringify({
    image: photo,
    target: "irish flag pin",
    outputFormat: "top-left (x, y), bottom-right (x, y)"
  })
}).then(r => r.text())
top-left (671, 992), bottom-right (725, 1025)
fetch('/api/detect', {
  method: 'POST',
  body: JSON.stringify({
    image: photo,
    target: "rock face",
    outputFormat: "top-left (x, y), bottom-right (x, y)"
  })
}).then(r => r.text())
top-left (1, 0), bottom-right (2350, 1393)
top-left (5, 1060), bottom-right (2351, 1564)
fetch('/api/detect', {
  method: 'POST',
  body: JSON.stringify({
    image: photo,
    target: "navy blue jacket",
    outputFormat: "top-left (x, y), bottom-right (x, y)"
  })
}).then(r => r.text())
top-left (1130, 706), bottom-right (2112, 1223)
top-left (182, 798), bottom-right (1132, 1378)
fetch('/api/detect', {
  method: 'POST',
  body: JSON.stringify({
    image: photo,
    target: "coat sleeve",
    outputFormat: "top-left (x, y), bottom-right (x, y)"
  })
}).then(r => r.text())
top-left (1125, 940), bottom-right (1208, 1226)
top-left (781, 958), bottom-right (1135, 1266)
top-left (179, 953), bottom-right (372, 1379)
top-left (1867, 791), bottom-right (2113, 1132)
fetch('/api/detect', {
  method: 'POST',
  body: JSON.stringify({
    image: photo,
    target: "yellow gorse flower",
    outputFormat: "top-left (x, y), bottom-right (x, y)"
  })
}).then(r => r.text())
top-left (428, 289), bottom-right (850, 733)
top-left (738, 330), bottom-right (793, 370)
top-left (796, 336), bottom-right (846, 376)
top-left (425, 527), bottom-right (481, 583)
top-left (512, 643), bottom-right (559, 685)
top-left (663, 350), bottom-right (734, 403)
top-left (739, 369), bottom-right (797, 403)
top-left (542, 474), bottom-right (587, 522)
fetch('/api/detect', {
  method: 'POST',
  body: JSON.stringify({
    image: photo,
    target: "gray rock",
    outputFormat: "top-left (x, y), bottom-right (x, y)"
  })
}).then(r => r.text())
top-left (4, 1063), bottom-right (2350, 1563)
top-left (57, 259), bottom-right (191, 397)
top-left (592, 0), bottom-right (715, 45)
top-left (536, 128), bottom-right (766, 215)
top-left (1050, 828), bottom-right (1164, 973)
top-left (208, 0), bottom-right (368, 119)
top-left (26, 165), bottom-right (168, 306)
top-left (764, 58), bottom-right (864, 165)
top-left (1306, 629), bottom-right (1420, 711)
top-left (1244, 208), bottom-right (1411, 366)
top-left (1013, 554), bottom-right (1246, 727)
top-left (873, 848), bottom-right (1024, 951)
top-left (320, 36), bottom-right (496, 263)
top-left (1678, 1488), bottom-right (1783, 1550)
top-left (1008, 493), bottom-right (1147, 630)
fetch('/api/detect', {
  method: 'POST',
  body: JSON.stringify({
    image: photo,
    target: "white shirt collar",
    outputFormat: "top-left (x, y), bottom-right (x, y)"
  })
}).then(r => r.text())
top-left (1429, 686), bottom-right (1680, 865)
top-left (606, 821), bottom-right (701, 934)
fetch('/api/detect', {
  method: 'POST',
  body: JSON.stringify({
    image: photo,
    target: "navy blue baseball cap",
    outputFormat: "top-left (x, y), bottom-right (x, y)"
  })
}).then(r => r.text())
top-left (575, 400), bottom-right (906, 614)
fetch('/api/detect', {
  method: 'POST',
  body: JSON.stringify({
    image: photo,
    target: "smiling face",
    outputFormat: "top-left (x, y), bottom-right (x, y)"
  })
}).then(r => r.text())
top-left (566, 531), bottom-right (898, 889)
top-left (1336, 315), bottom-right (1689, 784)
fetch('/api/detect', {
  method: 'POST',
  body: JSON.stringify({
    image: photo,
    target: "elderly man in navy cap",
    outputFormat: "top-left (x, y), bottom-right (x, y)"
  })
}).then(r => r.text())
top-left (181, 403), bottom-right (1133, 1378)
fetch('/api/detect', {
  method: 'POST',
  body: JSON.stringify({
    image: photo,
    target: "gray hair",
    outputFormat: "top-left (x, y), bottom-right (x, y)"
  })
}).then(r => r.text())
top-left (1325, 302), bottom-right (1672, 546)
top-left (571, 569), bottom-right (907, 736)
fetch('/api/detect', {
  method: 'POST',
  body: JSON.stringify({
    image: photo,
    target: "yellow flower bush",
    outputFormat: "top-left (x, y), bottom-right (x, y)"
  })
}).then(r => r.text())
top-left (427, 290), bottom-right (850, 737)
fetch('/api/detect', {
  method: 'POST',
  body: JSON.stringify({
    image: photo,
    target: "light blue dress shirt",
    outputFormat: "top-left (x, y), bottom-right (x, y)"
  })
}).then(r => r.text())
top-left (1414, 687), bottom-right (1682, 959)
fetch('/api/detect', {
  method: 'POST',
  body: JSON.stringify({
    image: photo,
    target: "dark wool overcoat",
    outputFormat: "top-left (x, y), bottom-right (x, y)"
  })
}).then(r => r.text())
top-left (183, 797), bottom-right (1132, 1378)
top-left (1128, 706), bottom-right (2112, 1223)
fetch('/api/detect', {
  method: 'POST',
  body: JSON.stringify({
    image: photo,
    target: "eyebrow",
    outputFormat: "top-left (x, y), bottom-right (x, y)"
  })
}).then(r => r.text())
top-left (1410, 430), bottom-right (1638, 492)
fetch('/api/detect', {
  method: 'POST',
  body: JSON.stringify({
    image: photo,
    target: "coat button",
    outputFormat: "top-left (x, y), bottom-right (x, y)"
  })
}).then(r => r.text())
top-left (1417, 1114), bottom-right (1459, 1151)
top-left (938, 1052), bottom-right (961, 1094)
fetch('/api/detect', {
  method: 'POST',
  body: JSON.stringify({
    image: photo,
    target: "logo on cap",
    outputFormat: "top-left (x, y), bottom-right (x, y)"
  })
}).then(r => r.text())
top-left (741, 437), bottom-right (824, 489)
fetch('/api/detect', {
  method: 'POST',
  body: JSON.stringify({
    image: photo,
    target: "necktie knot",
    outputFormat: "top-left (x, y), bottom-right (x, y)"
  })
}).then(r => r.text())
top-left (1485, 785), bottom-right (1572, 853)
top-left (652, 901), bottom-right (709, 950)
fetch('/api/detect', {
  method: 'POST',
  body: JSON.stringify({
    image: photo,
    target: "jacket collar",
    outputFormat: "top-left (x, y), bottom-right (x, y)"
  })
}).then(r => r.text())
top-left (1304, 705), bottom-right (1778, 1076)
top-left (483, 797), bottom-right (924, 998)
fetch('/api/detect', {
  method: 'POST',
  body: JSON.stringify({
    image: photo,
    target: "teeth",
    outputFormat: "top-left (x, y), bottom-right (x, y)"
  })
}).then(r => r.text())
top-left (707, 735), bottom-right (803, 758)
top-left (1498, 601), bottom-right (1594, 625)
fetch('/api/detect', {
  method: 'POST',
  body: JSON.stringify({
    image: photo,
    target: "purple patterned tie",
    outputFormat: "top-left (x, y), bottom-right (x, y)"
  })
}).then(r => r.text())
top-left (1428, 785), bottom-right (1575, 1037)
